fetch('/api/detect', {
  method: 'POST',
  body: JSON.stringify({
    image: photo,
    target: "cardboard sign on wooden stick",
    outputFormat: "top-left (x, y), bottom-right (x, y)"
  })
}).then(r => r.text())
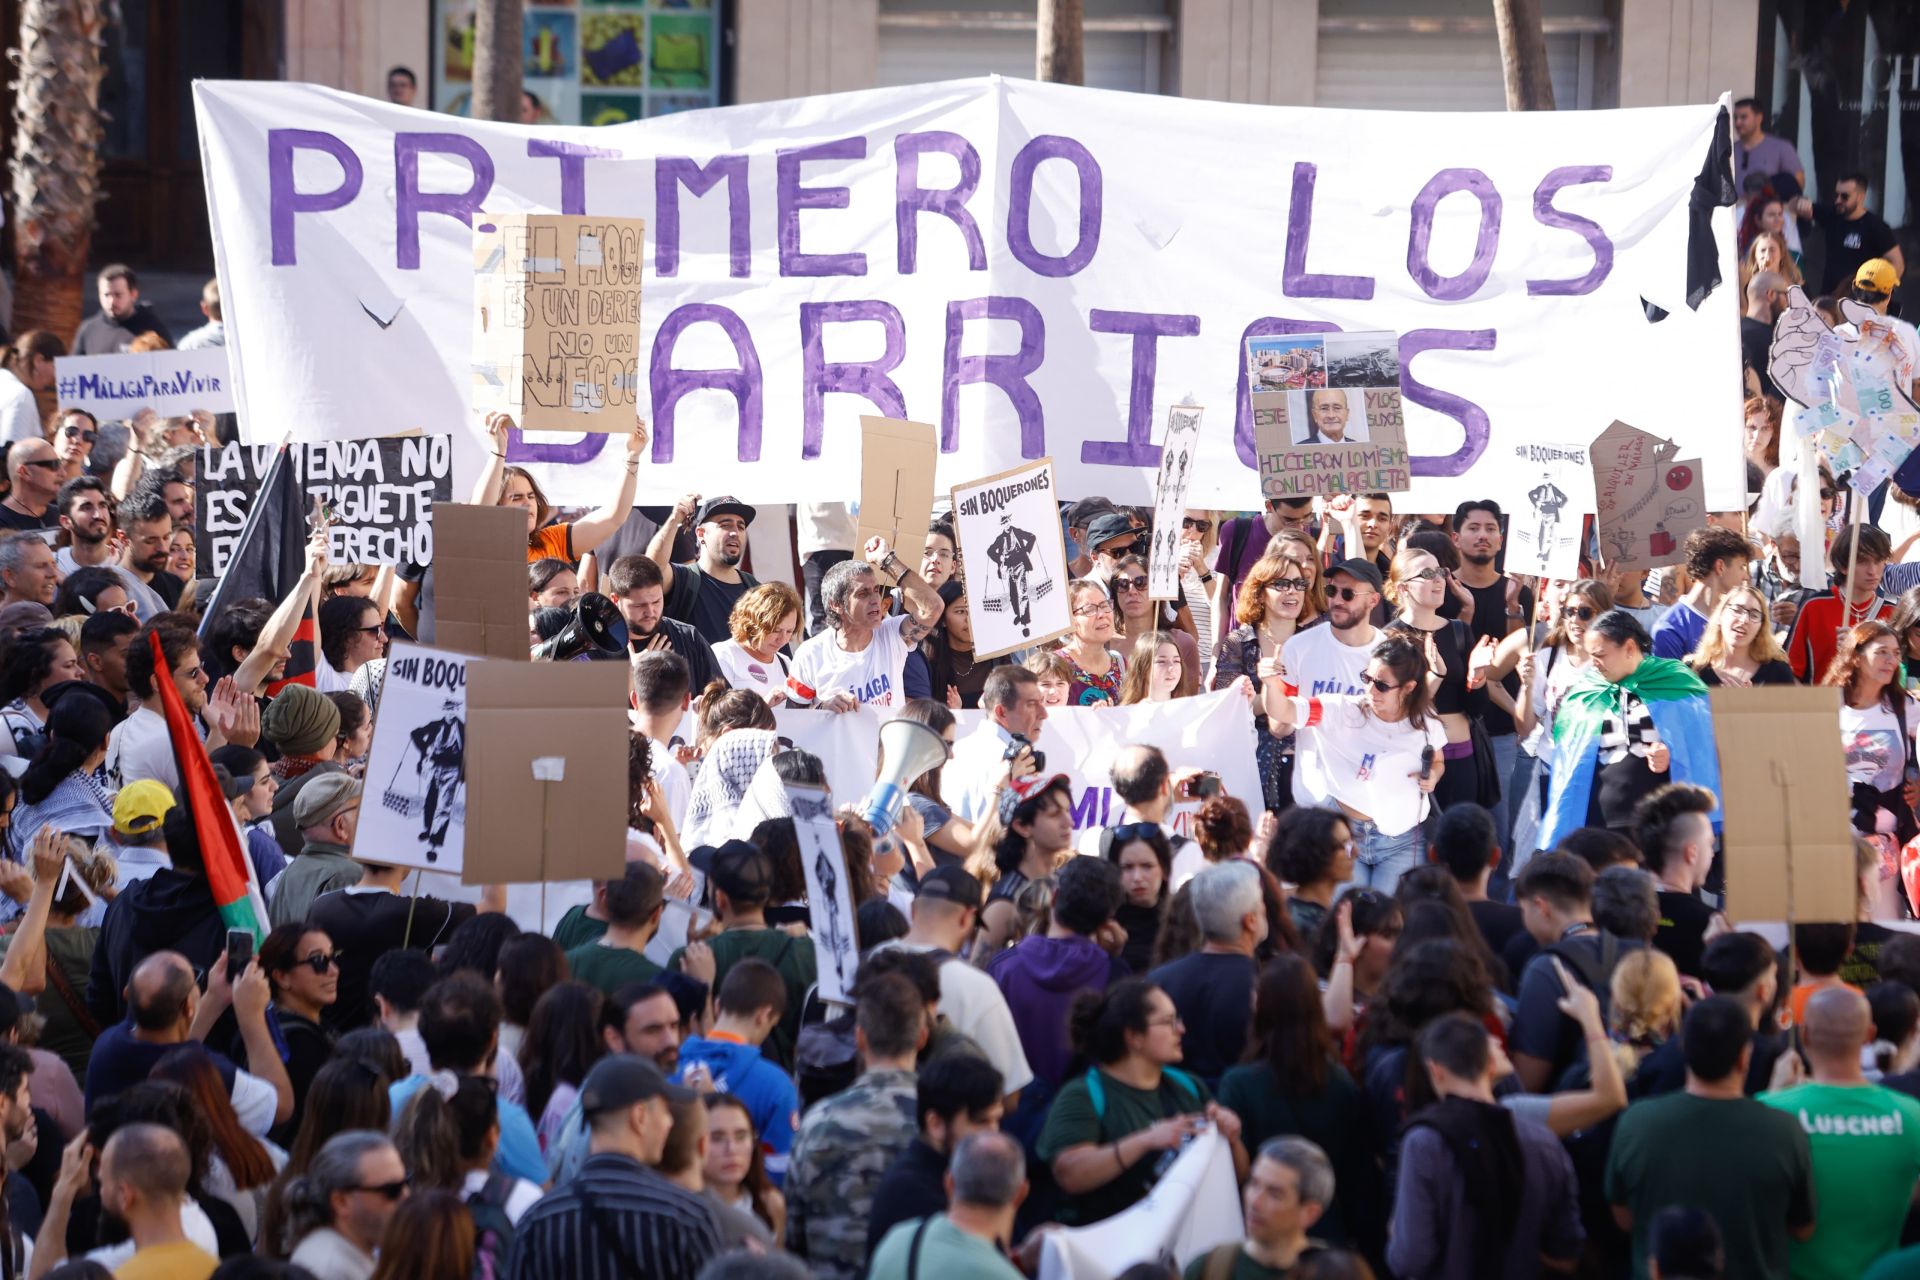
top-left (1589, 420), bottom-right (1703, 572)
top-left (1711, 685), bottom-right (1856, 924)
top-left (857, 416), bottom-right (937, 564)
top-left (462, 660), bottom-right (630, 885)
top-left (432, 503), bottom-right (529, 661)
top-left (472, 213), bottom-right (645, 433)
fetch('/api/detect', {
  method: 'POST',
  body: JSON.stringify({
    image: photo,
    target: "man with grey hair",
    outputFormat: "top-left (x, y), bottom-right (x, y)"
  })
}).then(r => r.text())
top-left (1593, 863), bottom-right (1660, 945)
top-left (1148, 860), bottom-right (1266, 1084)
top-left (867, 1132), bottom-right (1028, 1280)
top-left (0, 532), bottom-right (55, 608)
top-left (1186, 1136), bottom-right (1335, 1279)
top-left (786, 535), bottom-right (943, 712)
top-left (288, 1129), bottom-right (408, 1279)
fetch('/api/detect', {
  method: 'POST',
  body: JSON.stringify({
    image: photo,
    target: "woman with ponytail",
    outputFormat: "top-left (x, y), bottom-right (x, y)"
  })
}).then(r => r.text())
top-left (8, 693), bottom-right (112, 858)
top-left (391, 1073), bottom-right (543, 1224)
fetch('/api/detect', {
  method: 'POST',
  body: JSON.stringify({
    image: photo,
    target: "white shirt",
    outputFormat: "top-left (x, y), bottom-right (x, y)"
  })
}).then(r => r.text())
top-left (650, 735), bottom-right (692, 828)
top-left (1280, 624), bottom-right (1379, 809)
top-left (789, 613), bottom-right (912, 708)
top-left (795, 502), bottom-right (857, 556)
top-left (105, 704), bottom-right (178, 791)
top-left (230, 1067), bottom-right (280, 1136)
top-left (1841, 699), bottom-right (1913, 793)
top-left (713, 639), bottom-right (789, 699)
top-left (112, 843), bottom-right (171, 891)
top-left (0, 369), bottom-right (38, 444)
top-left (85, 1199), bottom-right (221, 1270)
top-left (943, 720), bottom-right (1015, 824)
top-left (53, 547), bottom-right (168, 621)
top-left (878, 939), bottom-right (1035, 1093)
top-left (1292, 694), bottom-right (1446, 835)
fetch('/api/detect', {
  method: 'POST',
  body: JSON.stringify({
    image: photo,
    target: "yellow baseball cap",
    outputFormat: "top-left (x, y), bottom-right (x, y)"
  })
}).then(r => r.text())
top-left (112, 780), bottom-right (175, 838)
top-left (1856, 258), bottom-right (1901, 296)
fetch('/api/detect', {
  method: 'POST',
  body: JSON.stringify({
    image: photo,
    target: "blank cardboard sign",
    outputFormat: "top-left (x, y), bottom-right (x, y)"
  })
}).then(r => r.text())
top-left (432, 503), bottom-right (528, 660)
top-left (462, 660), bottom-right (630, 885)
top-left (857, 416), bottom-right (937, 564)
top-left (1712, 685), bottom-right (1856, 925)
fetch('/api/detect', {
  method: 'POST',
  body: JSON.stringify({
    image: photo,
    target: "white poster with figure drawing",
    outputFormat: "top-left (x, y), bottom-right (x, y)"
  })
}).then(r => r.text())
top-left (1508, 439), bottom-right (1594, 581)
top-left (951, 458), bottom-right (1072, 660)
top-left (1147, 404), bottom-right (1202, 601)
top-left (787, 781), bottom-right (859, 1005)
top-left (353, 643), bottom-right (470, 875)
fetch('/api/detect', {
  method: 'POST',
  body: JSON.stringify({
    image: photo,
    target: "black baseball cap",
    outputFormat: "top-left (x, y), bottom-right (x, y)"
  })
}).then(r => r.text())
top-left (916, 864), bottom-right (983, 910)
top-left (1086, 512), bottom-right (1142, 550)
top-left (695, 496), bottom-right (756, 526)
top-left (710, 839), bottom-right (772, 903)
top-left (578, 1054), bottom-right (692, 1117)
top-left (1327, 558), bottom-right (1385, 591)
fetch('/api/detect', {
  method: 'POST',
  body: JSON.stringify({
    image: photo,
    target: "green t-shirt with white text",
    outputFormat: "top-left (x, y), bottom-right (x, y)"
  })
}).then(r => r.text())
top-left (1760, 1082), bottom-right (1920, 1280)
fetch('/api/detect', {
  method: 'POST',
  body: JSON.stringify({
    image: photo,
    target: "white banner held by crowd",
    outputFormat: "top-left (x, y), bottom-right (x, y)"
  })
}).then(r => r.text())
top-left (1147, 404), bottom-right (1201, 600)
top-left (195, 78), bottom-right (1742, 511)
top-left (55, 348), bottom-right (233, 420)
top-left (1509, 439), bottom-right (1594, 581)
top-left (354, 643), bottom-right (470, 875)
top-left (788, 782), bottom-right (859, 1005)
top-left (952, 458), bottom-right (1072, 660)
top-left (1038, 1127), bottom-right (1244, 1280)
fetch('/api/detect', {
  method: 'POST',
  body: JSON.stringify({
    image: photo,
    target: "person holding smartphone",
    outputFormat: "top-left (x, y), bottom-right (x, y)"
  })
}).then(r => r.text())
top-left (1073, 745), bottom-right (1206, 891)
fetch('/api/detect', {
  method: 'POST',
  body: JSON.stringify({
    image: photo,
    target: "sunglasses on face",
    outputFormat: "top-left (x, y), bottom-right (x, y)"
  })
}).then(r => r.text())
top-left (1820, 488), bottom-right (1837, 501)
top-left (1115, 576), bottom-right (1148, 593)
top-left (354, 624), bottom-right (385, 638)
top-left (353, 1178), bottom-right (409, 1201)
top-left (1563, 605), bottom-right (1596, 621)
top-left (1181, 517), bottom-right (1213, 534)
top-left (1265, 578), bottom-right (1309, 594)
top-left (1405, 568), bottom-right (1442, 584)
top-left (291, 950), bottom-right (342, 975)
top-left (1363, 675), bottom-right (1403, 693)
top-left (22, 459), bottom-right (59, 472)
top-left (59, 426), bottom-right (97, 444)
top-left (1328, 585), bottom-right (1369, 602)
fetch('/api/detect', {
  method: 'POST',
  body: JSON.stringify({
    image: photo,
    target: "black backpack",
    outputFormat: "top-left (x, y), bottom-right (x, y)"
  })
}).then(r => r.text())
top-left (465, 1171), bottom-right (517, 1280)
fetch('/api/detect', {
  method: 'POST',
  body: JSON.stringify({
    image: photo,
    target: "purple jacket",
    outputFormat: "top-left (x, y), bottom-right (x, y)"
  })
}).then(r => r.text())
top-left (989, 934), bottom-right (1125, 1087)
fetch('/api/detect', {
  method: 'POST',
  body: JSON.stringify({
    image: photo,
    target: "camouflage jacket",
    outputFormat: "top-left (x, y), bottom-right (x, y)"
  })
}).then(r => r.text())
top-left (785, 1067), bottom-right (918, 1280)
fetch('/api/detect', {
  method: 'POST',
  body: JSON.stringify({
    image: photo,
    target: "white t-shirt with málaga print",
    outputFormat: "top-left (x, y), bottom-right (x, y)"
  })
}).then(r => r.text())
top-left (788, 614), bottom-right (911, 708)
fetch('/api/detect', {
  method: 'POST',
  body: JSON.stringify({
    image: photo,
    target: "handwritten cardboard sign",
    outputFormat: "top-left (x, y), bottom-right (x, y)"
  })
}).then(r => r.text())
top-left (1250, 332), bottom-right (1410, 499)
top-left (55, 349), bottom-right (233, 419)
top-left (951, 458), bottom-right (1072, 660)
top-left (857, 416), bottom-right (937, 564)
top-left (472, 213), bottom-right (645, 433)
top-left (1589, 420), bottom-right (1703, 571)
top-left (197, 436), bottom-right (454, 574)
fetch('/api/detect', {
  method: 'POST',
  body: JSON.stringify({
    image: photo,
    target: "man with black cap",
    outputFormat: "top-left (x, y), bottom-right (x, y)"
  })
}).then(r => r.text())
top-left (1083, 511), bottom-right (1146, 583)
top-left (647, 492), bottom-right (761, 645)
top-left (508, 1055), bottom-right (719, 1279)
top-left (667, 841), bottom-right (816, 1072)
top-left (1278, 556), bottom-right (1383, 806)
top-left (267, 774), bottom-right (364, 928)
top-left (877, 865), bottom-right (1033, 1100)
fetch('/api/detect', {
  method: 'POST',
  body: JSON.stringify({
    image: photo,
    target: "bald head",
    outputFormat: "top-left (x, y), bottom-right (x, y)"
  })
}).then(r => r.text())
top-left (1110, 744), bottom-right (1169, 808)
top-left (1747, 270), bottom-right (1789, 322)
top-left (102, 1122), bottom-right (191, 1205)
top-left (1802, 986), bottom-right (1872, 1061)
top-left (128, 952), bottom-right (196, 1033)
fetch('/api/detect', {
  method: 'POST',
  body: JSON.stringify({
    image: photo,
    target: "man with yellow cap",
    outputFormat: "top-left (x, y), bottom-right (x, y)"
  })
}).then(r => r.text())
top-left (109, 780), bottom-right (174, 891)
top-left (1844, 258), bottom-right (1920, 396)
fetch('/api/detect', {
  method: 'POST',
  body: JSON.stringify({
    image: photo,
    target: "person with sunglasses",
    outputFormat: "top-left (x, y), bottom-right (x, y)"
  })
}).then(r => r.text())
top-left (1210, 498), bottom-right (1315, 651)
top-left (0, 438), bottom-right (61, 530)
top-left (1650, 526), bottom-right (1756, 662)
top-left (1385, 547), bottom-right (1498, 811)
top-left (1108, 553), bottom-right (1200, 687)
top-left (1275, 559), bottom-right (1388, 806)
top-left (1507, 579), bottom-right (1612, 857)
top-left (1261, 633), bottom-right (1446, 893)
top-left (1083, 511), bottom-right (1148, 583)
top-left (257, 923), bottom-right (341, 1147)
top-left (1687, 584), bottom-right (1795, 688)
top-left (286, 1130), bottom-right (411, 1280)
top-left (1212, 548), bottom-right (1324, 813)
top-left (318, 594), bottom-right (388, 690)
top-left (44, 408), bottom-right (96, 484)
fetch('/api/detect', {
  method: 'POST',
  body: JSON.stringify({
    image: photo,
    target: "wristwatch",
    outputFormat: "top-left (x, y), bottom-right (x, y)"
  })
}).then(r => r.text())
top-left (1198, 571), bottom-right (1215, 584)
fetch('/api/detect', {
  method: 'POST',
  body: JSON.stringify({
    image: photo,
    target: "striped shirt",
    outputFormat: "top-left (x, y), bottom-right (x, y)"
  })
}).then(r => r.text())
top-left (505, 1153), bottom-right (721, 1280)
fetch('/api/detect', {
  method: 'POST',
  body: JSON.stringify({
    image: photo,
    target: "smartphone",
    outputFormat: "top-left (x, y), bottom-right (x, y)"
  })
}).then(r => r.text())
top-left (1178, 772), bottom-right (1223, 800)
top-left (226, 928), bottom-right (253, 980)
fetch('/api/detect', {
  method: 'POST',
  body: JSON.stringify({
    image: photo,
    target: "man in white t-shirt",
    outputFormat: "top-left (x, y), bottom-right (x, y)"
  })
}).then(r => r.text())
top-left (877, 867), bottom-right (1034, 1098)
top-left (1280, 558), bottom-right (1384, 808)
top-left (1072, 744), bottom-right (1205, 883)
top-left (786, 536), bottom-right (943, 711)
top-left (945, 666), bottom-right (1049, 824)
top-left (105, 624), bottom-right (212, 792)
top-left (629, 649), bottom-right (695, 829)
top-left (52, 474), bottom-right (167, 620)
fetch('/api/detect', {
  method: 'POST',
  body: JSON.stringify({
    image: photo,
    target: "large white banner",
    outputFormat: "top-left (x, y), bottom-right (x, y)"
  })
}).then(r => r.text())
top-left (195, 79), bottom-right (1742, 512)
top-left (1038, 1127), bottom-right (1244, 1280)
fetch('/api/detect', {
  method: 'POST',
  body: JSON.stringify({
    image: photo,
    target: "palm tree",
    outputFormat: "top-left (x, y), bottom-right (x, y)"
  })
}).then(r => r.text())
top-left (10, 0), bottom-right (110, 343)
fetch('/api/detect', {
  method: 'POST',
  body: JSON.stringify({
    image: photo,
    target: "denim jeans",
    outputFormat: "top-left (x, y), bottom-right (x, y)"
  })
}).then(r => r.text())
top-left (1349, 817), bottom-right (1426, 895)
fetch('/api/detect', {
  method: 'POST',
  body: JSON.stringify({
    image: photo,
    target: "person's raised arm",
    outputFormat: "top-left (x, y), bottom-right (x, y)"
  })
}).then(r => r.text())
top-left (1536, 959), bottom-right (1628, 1135)
top-left (232, 525), bottom-right (329, 695)
top-left (26, 1131), bottom-right (90, 1280)
top-left (874, 537), bottom-right (944, 643)
top-left (231, 958), bottom-right (295, 1124)
top-left (1256, 656), bottom-right (1299, 730)
top-left (470, 411), bottom-right (513, 505)
top-left (0, 830), bottom-right (68, 997)
top-left (565, 419), bottom-right (649, 555)
top-left (1321, 899), bottom-right (1362, 1032)
top-left (646, 492), bottom-right (699, 577)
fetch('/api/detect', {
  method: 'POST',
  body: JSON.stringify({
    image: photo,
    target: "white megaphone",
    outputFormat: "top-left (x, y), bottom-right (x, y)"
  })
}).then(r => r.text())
top-left (860, 718), bottom-right (953, 837)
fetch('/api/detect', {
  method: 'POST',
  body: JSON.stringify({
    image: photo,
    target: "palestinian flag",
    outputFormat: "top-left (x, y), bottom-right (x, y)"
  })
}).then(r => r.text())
top-left (148, 630), bottom-right (269, 938)
top-left (1540, 655), bottom-right (1722, 852)
top-left (197, 445), bottom-right (317, 693)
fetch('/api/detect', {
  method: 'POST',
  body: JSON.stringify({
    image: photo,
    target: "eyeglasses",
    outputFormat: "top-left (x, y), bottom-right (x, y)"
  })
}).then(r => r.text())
top-left (354, 624), bottom-right (385, 637)
top-left (60, 426), bottom-right (97, 444)
top-left (1725, 605), bottom-right (1764, 623)
top-left (22, 459), bottom-right (59, 472)
top-left (1328, 585), bottom-right (1369, 602)
top-left (1265, 578), bottom-right (1309, 594)
top-left (1181, 517), bottom-right (1213, 534)
top-left (1363, 675), bottom-right (1403, 693)
top-left (1404, 568), bottom-right (1442, 584)
top-left (1073, 601), bottom-right (1114, 617)
top-left (352, 1178), bottom-right (410, 1201)
top-left (78, 596), bottom-right (138, 618)
top-left (1115, 576), bottom-right (1149, 593)
top-left (1563, 605), bottom-right (1596, 621)
top-left (293, 950), bottom-right (342, 975)
top-left (1145, 1014), bottom-right (1184, 1030)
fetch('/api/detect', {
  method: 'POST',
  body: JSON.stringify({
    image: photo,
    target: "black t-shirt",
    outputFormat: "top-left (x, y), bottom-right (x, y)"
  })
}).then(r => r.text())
top-left (1510, 930), bottom-right (1644, 1085)
top-left (1696, 659), bottom-right (1796, 687)
top-left (1146, 950), bottom-right (1257, 1085)
top-left (1741, 316), bottom-right (1778, 400)
top-left (1438, 575), bottom-right (1534, 736)
top-left (0, 504), bottom-right (55, 532)
top-left (1469, 899), bottom-right (1528, 967)
top-left (1654, 889), bottom-right (1715, 980)
top-left (71, 304), bottom-right (172, 355)
top-left (1589, 753), bottom-right (1665, 833)
top-left (246, 1008), bottom-right (333, 1148)
top-left (146, 570), bottom-right (185, 610)
top-left (1812, 203), bottom-right (1900, 293)
top-left (307, 887), bottom-right (476, 1032)
top-left (667, 562), bottom-right (757, 647)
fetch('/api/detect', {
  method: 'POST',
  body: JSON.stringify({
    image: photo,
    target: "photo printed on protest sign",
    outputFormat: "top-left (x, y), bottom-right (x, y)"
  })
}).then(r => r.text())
top-left (1147, 404), bottom-right (1202, 601)
top-left (951, 458), bottom-right (1073, 660)
top-left (353, 642), bottom-right (469, 876)
top-left (197, 436), bottom-right (453, 575)
top-left (787, 782), bottom-right (859, 1005)
top-left (1508, 440), bottom-right (1595, 581)
top-left (1252, 332), bottom-right (1411, 500)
